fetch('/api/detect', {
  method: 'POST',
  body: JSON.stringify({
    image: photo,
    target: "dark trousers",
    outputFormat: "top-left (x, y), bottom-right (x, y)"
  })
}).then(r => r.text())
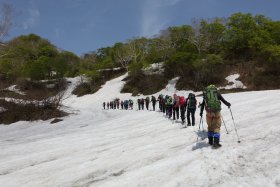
top-left (162, 103), bottom-right (166, 113)
top-left (145, 102), bottom-right (149, 110)
top-left (167, 105), bottom-right (172, 118)
top-left (180, 106), bottom-right (186, 122)
top-left (187, 109), bottom-right (196, 125)
top-left (152, 102), bottom-right (156, 111)
top-left (173, 107), bottom-right (179, 120)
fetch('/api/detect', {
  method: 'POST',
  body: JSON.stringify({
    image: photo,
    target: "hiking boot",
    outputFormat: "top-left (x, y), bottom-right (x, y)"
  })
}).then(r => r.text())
top-left (187, 124), bottom-right (191, 126)
top-left (213, 137), bottom-right (222, 148)
top-left (208, 137), bottom-right (213, 145)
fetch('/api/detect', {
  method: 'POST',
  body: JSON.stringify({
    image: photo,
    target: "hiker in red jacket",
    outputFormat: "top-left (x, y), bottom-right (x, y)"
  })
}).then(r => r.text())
top-left (179, 96), bottom-right (186, 123)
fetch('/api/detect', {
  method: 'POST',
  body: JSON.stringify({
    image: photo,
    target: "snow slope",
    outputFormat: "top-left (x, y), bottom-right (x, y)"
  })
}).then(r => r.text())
top-left (0, 74), bottom-right (280, 187)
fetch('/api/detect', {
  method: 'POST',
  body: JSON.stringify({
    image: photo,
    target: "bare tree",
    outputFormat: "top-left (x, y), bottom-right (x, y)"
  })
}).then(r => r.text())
top-left (125, 38), bottom-right (148, 65)
top-left (0, 3), bottom-right (13, 44)
top-left (114, 38), bottom-right (148, 71)
top-left (187, 18), bottom-right (207, 55)
top-left (187, 18), bottom-right (226, 54)
top-left (114, 44), bottom-right (132, 71)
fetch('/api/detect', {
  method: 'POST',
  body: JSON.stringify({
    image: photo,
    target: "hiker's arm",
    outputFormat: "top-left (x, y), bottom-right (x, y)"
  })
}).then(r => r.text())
top-left (218, 93), bottom-right (231, 107)
top-left (200, 100), bottom-right (205, 116)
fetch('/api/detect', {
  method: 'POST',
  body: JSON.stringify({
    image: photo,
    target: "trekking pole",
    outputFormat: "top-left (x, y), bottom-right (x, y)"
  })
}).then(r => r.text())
top-left (201, 117), bottom-right (204, 132)
top-left (197, 116), bottom-right (203, 142)
top-left (221, 114), bottom-right (229, 134)
top-left (229, 108), bottom-right (241, 143)
top-left (198, 116), bottom-right (203, 131)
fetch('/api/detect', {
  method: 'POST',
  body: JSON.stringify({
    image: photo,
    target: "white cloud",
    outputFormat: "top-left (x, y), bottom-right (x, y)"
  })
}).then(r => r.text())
top-left (22, 8), bottom-right (40, 30)
top-left (141, 0), bottom-right (181, 37)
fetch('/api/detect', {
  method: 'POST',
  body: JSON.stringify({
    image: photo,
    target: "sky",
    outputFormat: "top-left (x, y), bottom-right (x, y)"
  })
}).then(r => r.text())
top-left (2, 0), bottom-right (280, 56)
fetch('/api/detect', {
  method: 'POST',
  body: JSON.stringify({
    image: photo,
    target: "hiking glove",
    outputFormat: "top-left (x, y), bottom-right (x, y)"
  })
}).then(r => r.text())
top-left (227, 103), bottom-right (231, 108)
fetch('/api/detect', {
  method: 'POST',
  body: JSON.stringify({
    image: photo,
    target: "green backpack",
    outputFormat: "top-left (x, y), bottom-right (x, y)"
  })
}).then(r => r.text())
top-left (167, 96), bottom-right (173, 105)
top-left (203, 85), bottom-right (221, 112)
top-left (187, 93), bottom-right (196, 109)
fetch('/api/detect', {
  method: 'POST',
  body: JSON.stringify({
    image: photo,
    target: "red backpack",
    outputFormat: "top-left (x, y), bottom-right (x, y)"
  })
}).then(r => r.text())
top-left (179, 96), bottom-right (186, 106)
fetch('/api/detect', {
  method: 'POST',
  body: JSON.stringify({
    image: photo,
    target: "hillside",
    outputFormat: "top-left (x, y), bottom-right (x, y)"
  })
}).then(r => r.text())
top-left (0, 74), bottom-right (280, 187)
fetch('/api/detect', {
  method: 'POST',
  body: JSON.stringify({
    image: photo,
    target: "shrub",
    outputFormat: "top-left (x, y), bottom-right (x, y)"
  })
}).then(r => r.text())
top-left (121, 72), bottom-right (168, 96)
top-left (72, 82), bottom-right (91, 97)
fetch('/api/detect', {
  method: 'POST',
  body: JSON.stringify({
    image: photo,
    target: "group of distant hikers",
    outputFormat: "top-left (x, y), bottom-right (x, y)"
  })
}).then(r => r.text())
top-left (136, 96), bottom-right (157, 111)
top-left (103, 84), bottom-right (232, 148)
top-left (103, 99), bottom-right (134, 110)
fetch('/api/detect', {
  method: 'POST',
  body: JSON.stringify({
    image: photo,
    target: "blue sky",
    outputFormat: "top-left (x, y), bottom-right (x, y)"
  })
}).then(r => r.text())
top-left (3, 0), bottom-right (280, 55)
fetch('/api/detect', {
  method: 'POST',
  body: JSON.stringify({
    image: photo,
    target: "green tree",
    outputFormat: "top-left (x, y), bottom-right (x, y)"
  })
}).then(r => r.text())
top-left (192, 54), bottom-right (223, 89)
top-left (225, 13), bottom-right (272, 59)
top-left (267, 21), bottom-right (280, 45)
top-left (24, 56), bottom-right (50, 80)
top-left (0, 34), bottom-right (70, 80)
top-left (59, 51), bottom-right (80, 77)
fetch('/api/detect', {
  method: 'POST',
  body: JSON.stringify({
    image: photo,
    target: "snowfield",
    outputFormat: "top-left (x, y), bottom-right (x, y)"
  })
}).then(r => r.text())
top-left (0, 74), bottom-right (280, 187)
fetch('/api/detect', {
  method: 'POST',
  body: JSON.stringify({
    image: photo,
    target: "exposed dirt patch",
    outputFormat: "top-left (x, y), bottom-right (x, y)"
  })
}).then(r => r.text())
top-left (121, 72), bottom-right (169, 96)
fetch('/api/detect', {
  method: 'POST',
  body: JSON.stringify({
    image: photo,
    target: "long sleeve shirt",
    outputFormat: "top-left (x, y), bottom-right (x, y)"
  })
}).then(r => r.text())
top-left (200, 92), bottom-right (230, 114)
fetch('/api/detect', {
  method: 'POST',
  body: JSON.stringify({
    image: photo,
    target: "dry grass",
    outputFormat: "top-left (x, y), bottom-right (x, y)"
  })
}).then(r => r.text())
top-left (0, 99), bottom-right (67, 125)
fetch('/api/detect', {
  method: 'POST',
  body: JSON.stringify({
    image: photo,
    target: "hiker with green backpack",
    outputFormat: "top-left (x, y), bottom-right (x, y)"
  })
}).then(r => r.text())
top-left (200, 85), bottom-right (231, 148)
top-left (186, 93), bottom-right (197, 126)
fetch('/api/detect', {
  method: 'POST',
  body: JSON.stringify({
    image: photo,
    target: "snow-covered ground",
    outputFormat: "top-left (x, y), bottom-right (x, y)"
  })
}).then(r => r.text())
top-left (0, 107), bottom-right (6, 113)
top-left (143, 62), bottom-right (164, 75)
top-left (5, 85), bottom-right (25, 95)
top-left (0, 74), bottom-right (280, 187)
top-left (220, 74), bottom-right (247, 90)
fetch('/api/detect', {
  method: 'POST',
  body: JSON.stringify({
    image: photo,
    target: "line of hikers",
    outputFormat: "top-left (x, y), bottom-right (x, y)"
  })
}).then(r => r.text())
top-left (103, 99), bottom-right (134, 110)
top-left (137, 96), bottom-right (157, 111)
top-left (157, 85), bottom-right (231, 148)
top-left (103, 94), bottom-right (198, 126)
top-left (103, 84), bottom-right (231, 148)
top-left (157, 93), bottom-right (197, 126)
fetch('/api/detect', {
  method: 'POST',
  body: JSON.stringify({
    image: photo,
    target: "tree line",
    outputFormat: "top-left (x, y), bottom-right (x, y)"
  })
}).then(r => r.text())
top-left (1, 11), bottom-right (280, 92)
